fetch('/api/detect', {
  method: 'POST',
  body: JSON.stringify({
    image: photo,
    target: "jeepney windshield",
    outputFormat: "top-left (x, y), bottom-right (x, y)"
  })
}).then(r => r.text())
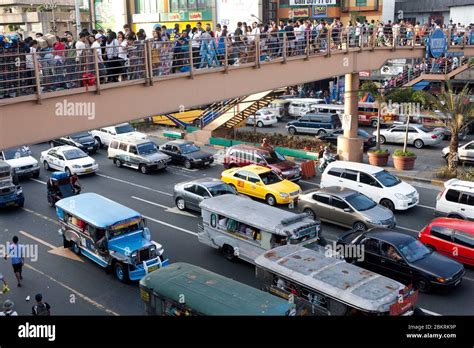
top-left (288, 224), bottom-right (319, 244)
top-left (108, 220), bottom-right (143, 239)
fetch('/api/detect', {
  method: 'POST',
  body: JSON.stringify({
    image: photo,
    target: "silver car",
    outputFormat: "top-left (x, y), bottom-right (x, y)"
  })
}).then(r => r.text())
top-left (174, 178), bottom-right (237, 212)
top-left (376, 124), bottom-right (443, 149)
top-left (298, 186), bottom-right (396, 231)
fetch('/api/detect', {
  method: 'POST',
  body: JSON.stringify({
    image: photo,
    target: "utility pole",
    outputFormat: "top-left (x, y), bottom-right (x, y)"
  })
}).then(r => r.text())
top-left (75, 0), bottom-right (82, 34)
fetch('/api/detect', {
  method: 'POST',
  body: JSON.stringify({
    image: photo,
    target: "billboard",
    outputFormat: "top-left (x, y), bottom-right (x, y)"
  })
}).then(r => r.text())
top-left (216, 0), bottom-right (261, 31)
top-left (94, 0), bottom-right (126, 31)
top-left (290, 0), bottom-right (336, 5)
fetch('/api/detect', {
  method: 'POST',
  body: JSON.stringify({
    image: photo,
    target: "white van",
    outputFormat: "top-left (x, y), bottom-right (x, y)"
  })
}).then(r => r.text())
top-left (309, 104), bottom-right (344, 117)
top-left (320, 161), bottom-right (419, 211)
top-left (287, 98), bottom-right (326, 118)
top-left (435, 179), bottom-right (474, 220)
top-left (90, 123), bottom-right (147, 148)
top-left (108, 136), bottom-right (170, 174)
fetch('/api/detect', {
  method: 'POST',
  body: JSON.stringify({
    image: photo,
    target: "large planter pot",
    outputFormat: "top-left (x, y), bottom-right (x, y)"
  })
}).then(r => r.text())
top-left (393, 155), bottom-right (417, 170)
top-left (368, 152), bottom-right (390, 167)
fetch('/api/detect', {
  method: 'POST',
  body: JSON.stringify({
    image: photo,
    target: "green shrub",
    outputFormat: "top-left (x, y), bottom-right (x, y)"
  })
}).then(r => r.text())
top-left (393, 149), bottom-right (415, 157)
top-left (229, 131), bottom-right (325, 151)
top-left (436, 166), bottom-right (474, 181)
top-left (368, 149), bottom-right (389, 155)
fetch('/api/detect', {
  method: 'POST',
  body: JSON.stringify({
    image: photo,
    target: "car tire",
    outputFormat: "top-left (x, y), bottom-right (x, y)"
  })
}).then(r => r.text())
top-left (222, 244), bottom-right (236, 261)
top-left (414, 139), bottom-right (424, 149)
top-left (176, 198), bottom-right (186, 211)
top-left (71, 242), bottom-right (81, 255)
top-left (114, 262), bottom-right (129, 283)
top-left (43, 161), bottom-right (50, 171)
top-left (257, 121), bottom-right (264, 128)
top-left (288, 127), bottom-right (297, 135)
top-left (380, 199), bottom-right (395, 212)
top-left (317, 129), bottom-right (327, 136)
top-left (49, 141), bottom-right (55, 148)
top-left (371, 119), bottom-right (378, 128)
top-left (379, 135), bottom-right (386, 144)
top-left (65, 167), bottom-right (71, 176)
top-left (414, 277), bottom-right (431, 293)
top-left (114, 159), bottom-right (122, 168)
top-left (139, 164), bottom-right (148, 174)
top-left (303, 208), bottom-right (316, 220)
top-left (353, 221), bottom-right (367, 231)
top-left (32, 171), bottom-right (39, 179)
top-left (228, 183), bottom-right (237, 191)
top-left (18, 200), bottom-right (24, 208)
top-left (94, 137), bottom-right (103, 149)
top-left (184, 160), bottom-right (192, 169)
top-left (266, 194), bottom-right (277, 206)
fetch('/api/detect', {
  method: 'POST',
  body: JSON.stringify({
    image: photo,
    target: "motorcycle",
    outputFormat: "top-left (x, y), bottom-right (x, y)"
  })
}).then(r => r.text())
top-left (47, 171), bottom-right (80, 207)
top-left (317, 153), bottom-right (338, 173)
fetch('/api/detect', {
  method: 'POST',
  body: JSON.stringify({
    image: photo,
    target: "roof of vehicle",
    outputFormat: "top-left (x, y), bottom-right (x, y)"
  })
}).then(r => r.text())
top-left (325, 160), bottom-right (385, 174)
top-left (227, 144), bottom-right (272, 152)
top-left (309, 186), bottom-right (358, 198)
top-left (231, 164), bottom-right (272, 174)
top-left (140, 262), bottom-right (293, 315)
top-left (199, 195), bottom-right (316, 236)
top-left (428, 217), bottom-right (474, 233)
top-left (444, 178), bottom-right (474, 193)
top-left (163, 140), bottom-right (193, 146)
top-left (0, 160), bottom-right (11, 171)
top-left (48, 145), bottom-right (81, 153)
top-left (112, 136), bottom-right (155, 145)
top-left (177, 177), bottom-right (225, 188)
top-left (363, 229), bottom-right (414, 245)
top-left (51, 171), bottom-right (69, 180)
top-left (56, 193), bottom-right (142, 228)
top-left (255, 245), bottom-right (406, 313)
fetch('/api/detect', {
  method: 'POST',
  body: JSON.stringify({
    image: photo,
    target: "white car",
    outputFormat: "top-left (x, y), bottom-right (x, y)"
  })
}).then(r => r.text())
top-left (320, 161), bottom-right (419, 211)
top-left (442, 140), bottom-right (474, 164)
top-left (90, 123), bottom-right (147, 148)
top-left (245, 110), bottom-right (278, 127)
top-left (0, 146), bottom-right (40, 178)
top-left (375, 124), bottom-right (443, 149)
top-left (435, 179), bottom-right (474, 220)
top-left (40, 146), bottom-right (98, 176)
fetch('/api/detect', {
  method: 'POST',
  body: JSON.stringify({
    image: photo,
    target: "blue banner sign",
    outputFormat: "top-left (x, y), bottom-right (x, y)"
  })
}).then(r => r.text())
top-left (429, 29), bottom-right (447, 58)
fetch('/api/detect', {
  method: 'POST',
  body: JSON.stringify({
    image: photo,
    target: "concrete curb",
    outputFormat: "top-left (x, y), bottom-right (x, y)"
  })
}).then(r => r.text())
top-left (395, 174), bottom-right (446, 187)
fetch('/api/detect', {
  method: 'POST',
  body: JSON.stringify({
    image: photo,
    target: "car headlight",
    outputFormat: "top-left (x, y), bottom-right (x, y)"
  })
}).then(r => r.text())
top-left (436, 277), bottom-right (446, 283)
top-left (395, 193), bottom-right (407, 200)
top-left (72, 165), bottom-right (81, 169)
top-left (280, 193), bottom-right (289, 198)
top-left (16, 188), bottom-right (23, 195)
top-left (367, 220), bottom-right (382, 225)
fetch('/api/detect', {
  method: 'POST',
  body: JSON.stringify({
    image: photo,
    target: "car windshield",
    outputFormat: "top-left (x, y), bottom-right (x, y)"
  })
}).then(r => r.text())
top-left (260, 150), bottom-right (285, 164)
top-left (108, 222), bottom-right (142, 239)
top-left (71, 132), bottom-right (91, 140)
top-left (180, 143), bottom-right (200, 154)
top-left (208, 183), bottom-right (236, 196)
top-left (398, 239), bottom-right (431, 262)
top-left (63, 149), bottom-right (88, 160)
top-left (137, 142), bottom-right (158, 155)
top-left (260, 110), bottom-right (272, 115)
top-left (373, 170), bottom-right (401, 187)
top-left (3, 147), bottom-right (31, 160)
top-left (259, 171), bottom-right (283, 185)
top-left (345, 193), bottom-right (377, 211)
top-left (115, 124), bottom-right (135, 134)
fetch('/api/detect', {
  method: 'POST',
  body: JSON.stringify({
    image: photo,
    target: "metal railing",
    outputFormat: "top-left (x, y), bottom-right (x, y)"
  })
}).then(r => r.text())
top-left (0, 29), bottom-right (473, 103)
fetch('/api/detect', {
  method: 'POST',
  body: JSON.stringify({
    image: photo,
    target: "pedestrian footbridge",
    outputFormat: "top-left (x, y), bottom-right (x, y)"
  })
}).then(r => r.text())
top-left (1, 35), bottom-right (473, 149)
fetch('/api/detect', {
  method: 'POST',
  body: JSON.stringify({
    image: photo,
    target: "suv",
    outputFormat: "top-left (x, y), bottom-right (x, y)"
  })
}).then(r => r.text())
top-left (108, 137), bottom-right (170, 174)
top-left (223, 144), bottom-right (301, 182)
top-left (286, 113), bottom-right (341, 136)
top-left (90, 123), bottom-right (147, 148)
top-left (0, 161), bottom-right (24, 208)
top-left (435, 179), bottom-right (474, 220)
top-left (0, 146), bottom-right (40, 179)
top-left (49, 132), bottom-right (100, 154)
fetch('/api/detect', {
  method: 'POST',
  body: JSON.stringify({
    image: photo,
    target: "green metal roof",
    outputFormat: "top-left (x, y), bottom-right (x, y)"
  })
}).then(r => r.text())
top-left (140, 263), bottom-right (292, 316)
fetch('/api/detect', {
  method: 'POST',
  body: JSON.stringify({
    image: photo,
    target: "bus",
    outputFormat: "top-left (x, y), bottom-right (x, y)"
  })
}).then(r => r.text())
top-left (358, 102), bottom-right (398, 128)
top-left (139, 262), bottom-right (296, 316)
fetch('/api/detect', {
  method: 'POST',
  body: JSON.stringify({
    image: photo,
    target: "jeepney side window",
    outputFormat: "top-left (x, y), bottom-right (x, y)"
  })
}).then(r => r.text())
top-left (271, 234), bottom-right (288, 248)
top-left (300, 287), bottom-right (328, 308)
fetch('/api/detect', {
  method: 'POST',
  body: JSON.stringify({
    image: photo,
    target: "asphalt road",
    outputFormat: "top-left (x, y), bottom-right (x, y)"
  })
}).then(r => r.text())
top-left (0, 138), bottom-right (472, 316)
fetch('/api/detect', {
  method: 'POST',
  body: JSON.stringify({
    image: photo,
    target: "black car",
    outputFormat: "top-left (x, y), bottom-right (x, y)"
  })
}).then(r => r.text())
top-left (50, 132), bottom-right (99, 154)
top-left (337, 229), bottom-right (465, 293)
top-left (160, 140), bottom-right (214, 169)
top-left (318, 128), bottom-right (376, 150)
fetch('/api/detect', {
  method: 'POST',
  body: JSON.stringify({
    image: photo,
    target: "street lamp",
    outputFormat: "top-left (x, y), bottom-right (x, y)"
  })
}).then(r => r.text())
top-left (43, 0), bottom-right (58, 34)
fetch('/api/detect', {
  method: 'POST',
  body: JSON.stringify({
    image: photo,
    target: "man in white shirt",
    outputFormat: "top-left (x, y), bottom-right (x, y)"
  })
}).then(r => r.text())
top-left (91, 34), bottom-right (105, 80)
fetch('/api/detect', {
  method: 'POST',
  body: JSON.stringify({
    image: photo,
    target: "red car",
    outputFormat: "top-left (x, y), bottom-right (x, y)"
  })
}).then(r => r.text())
top-left (418, 218), bottom-right (474, 266)
top-left (223, 144), bottom-right (301, 182)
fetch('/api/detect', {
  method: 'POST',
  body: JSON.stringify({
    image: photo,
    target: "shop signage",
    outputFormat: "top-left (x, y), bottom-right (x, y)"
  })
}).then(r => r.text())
top-left (312, 5), bottom-right (327, 17)
top-left (189, 12), bottom-right (202, 20)
top-left (290, 0), bottom-right (336, 6)
top-left (428, 28), bottom-right (447, 58)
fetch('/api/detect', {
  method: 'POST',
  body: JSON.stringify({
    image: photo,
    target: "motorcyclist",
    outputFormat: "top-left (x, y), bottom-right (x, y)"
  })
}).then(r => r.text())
top-left (47, 178), bottom-right (61, 200)
top-left (319, 146), bottom-right (335, 171)
top-left (70, 174), bottom-right (81, 194)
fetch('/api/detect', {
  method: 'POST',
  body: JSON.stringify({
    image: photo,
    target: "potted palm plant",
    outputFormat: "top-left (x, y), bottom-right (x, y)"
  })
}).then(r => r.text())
top-left (360, 82), bottom-right (390, 166)
top-left (392, 116), bottom-right (417, 170)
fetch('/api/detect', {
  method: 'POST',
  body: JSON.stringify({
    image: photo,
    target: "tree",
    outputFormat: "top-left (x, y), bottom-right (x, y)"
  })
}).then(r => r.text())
top-left (429, 81), bottom-right (473, 173)
top-left (360, 81), bottom-right (385, 150)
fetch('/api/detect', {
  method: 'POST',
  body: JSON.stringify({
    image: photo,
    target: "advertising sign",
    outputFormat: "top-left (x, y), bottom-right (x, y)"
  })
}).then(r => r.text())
top-left (429, 29), bottom-right (447, 58)
top-left (189, 12), bottom-right (202, 20)
top-left (312, 5), bottom-right (327, 18)
top-left (290, 0), bottom-right (336, 5)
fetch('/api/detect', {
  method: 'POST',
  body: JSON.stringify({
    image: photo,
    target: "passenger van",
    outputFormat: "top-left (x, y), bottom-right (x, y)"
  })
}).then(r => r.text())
top-left (287, 98), bottom-right (326, 118)
top-left (309, 104), bottom-right (344, 117)
top-left (286, 114), bottom-right (342, 136)
top-left (108, 136), bottom-right (170, 174)
top-left (255, 244), bottom-right (418, 316)
top-left (198, 195), bottom-right (323, 263)
top-left (140, 262), bottom-right (296, 316)
top-left (266, 99), bottom-right (291, 119)
top-left (56, 193), bottom-right (169, 282)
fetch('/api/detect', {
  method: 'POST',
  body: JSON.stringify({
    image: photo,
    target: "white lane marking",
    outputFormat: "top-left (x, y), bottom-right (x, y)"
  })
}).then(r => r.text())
top-left (20, 230), bottom-right (56, 249)
top-left (24, 263), bottom-right (119, 316)
top-left (131, 196), bottom-right (169, 209)
top-left (96, 173), bottom-right (172, 196)
top-left (31, 178), bottom-right (46, 185)
top-left (419, 308), bottom-right (441, 316)
top-left (417, 204), bottom-right (435, 210)
top-left (22, 207), bottom-right (59, 225)
top-left (144, 215), bottom-right (198, 237)
top-left (132, 196), bottom-right (197, 218)
top-left (300, 181), bottom-right (320, 187)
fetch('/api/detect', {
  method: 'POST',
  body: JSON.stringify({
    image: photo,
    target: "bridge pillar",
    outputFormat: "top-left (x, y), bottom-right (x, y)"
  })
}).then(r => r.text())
top-left (337, 72), bottom-right (364, 163)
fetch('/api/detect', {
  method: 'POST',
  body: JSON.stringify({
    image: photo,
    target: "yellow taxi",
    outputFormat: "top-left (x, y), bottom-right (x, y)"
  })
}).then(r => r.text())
top-left (221, 165), bottom-right (301, 206)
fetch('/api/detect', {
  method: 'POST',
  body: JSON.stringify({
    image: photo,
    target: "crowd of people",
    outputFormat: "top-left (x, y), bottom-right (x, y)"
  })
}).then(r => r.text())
top-left (0, 18), bottom-right (473, 98)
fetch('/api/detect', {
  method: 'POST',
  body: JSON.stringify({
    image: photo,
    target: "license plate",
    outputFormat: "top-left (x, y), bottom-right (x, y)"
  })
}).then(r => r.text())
top-left (6, 202), bottom-right (15, 206)
top-left (85, 168), bottom-right (93, 173)
top-left (88, 147), bottom-right (93, 150)
top-left (148, 265), bottom-right (158, 273)
top-left (204, 161), bottom-right (210, 165)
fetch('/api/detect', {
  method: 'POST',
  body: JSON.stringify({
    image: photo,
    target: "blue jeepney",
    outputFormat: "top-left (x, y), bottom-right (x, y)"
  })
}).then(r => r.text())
top-left (0, 160), bottom-right (24, 208)
top-left (55, 192), bottom-right (169, 282)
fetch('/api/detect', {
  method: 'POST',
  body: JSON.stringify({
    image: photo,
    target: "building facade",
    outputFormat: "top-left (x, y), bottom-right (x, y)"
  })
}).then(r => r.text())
top-left (0, 0), bottom-right (91, 36)
top-left (395, 0), bottom-right (474, 26)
